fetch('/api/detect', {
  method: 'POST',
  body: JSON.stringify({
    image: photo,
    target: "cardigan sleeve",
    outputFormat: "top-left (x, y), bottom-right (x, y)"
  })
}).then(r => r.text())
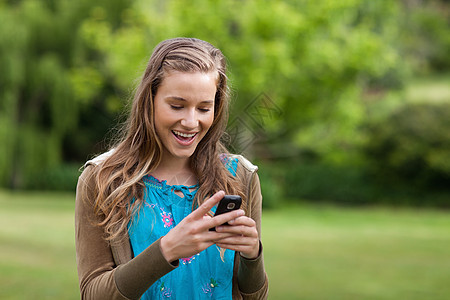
top-left (236, 169), bottom-right (269, 299)
top-left (75, 166), bottom-right (130, 300)
top-left (75, 166), bottom-right (177, 300)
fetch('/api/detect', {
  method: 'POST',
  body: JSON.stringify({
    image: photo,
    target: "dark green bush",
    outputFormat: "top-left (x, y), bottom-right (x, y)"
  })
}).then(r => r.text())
top-left (25, 163), bottom-right (82, 191)
top-left (282, 161), bottom-right (377, 205)
top-left (364, 102), bottom-right (450, 190)
top-left (258, 158), bottom-right (378, 206)
top-left (257, 163), bottom-right (286, 209)
top-left (258, 156), bottom-right (449, 208)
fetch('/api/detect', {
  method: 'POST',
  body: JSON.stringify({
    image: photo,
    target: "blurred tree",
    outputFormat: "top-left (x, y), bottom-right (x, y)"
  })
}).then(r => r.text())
top-left (401, 0), bottom-right (450, 73)
top-left (83, 0), bottom-right (407, 162)
top-left (0, 0), bottom-right (133, 189)
top-left (0, 0), bottom-right (448, 195)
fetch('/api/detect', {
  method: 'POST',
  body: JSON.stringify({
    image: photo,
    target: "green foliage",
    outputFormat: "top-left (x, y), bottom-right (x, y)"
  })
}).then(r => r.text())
top-left (79, 0), bottom-right (408, 158)
top-left (364, 102), bottom-right (450, 190)
top-left (259, 148), bottom-right (450, 207)
top-left (0, 0), bottom-right (131, 189)
top-left (400, 0), bottom-right (450, 73)
top-left (26, 164), bottom-right (81, 191)
top-left (257, 163), bottom-right (285, 209)
top-left (0, 0), bottom-right (448, 200)
top-left (284, 161), bottom-right (375, 205)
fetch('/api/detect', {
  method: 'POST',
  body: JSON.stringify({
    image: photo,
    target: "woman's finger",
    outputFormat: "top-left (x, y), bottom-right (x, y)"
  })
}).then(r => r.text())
top-left (216, 234), bottom-right (260, 259)
top-left (216, 216), bottom-right (257, 235)
top-left (208, 209), bottom-right (245, 231)
top-left (216, 225), bottom-right (252, 237)
top-left (189, 190), bottom-right (224, 219)
top-left (215, 241), bottom-right (259, 259)
top-left (227, 216), bottom-right (256, 227)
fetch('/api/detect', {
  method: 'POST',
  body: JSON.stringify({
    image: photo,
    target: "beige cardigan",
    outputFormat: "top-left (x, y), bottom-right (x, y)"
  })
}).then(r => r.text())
top-left (75, 153), bottom-right (269, 299)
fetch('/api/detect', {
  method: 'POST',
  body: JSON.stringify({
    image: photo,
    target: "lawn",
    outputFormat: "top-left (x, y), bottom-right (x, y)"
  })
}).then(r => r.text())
top-left (1, 191), bottom-right (449, 299)
top-left (263, 204), bottom-right (450, 299)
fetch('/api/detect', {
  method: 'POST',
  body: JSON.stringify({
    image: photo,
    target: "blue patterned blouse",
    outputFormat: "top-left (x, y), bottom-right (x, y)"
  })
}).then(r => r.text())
top-left (128, 156), bottom-right (239, 299)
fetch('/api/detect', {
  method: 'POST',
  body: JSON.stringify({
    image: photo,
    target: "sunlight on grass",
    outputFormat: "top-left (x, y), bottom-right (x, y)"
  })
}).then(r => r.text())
top-left (406, 74), bottom-right (450, 104)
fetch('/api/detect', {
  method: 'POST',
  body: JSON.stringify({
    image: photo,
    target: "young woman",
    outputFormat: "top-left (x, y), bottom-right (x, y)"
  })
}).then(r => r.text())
top-left (75, 37), bottom-right (268, 299)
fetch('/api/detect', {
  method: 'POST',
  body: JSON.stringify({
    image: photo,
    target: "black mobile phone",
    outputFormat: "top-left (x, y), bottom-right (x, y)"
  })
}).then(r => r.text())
top-left (209, 195), bottom-right (242, 231)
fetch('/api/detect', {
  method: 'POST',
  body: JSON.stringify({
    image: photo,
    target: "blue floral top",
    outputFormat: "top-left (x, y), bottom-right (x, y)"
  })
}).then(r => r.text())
top-left (128, 155), bottom-right (239, 299)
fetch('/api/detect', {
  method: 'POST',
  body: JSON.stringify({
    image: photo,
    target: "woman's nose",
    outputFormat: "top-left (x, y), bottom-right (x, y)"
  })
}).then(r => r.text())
top-left (180, 109), bottom-right (198, 128)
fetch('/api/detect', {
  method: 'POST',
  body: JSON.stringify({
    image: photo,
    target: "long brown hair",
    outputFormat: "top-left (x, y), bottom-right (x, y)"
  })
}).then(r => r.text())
top-left (90, 38), bottom-right (245, 243)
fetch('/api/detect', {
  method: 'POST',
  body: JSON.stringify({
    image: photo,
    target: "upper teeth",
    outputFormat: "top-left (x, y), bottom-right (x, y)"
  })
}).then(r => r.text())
top-left (173, 130), bottom-right (196, 138)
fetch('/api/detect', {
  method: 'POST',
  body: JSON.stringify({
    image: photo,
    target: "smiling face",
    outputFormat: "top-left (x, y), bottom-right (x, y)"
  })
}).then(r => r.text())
top-left (153, 71), bottom-right (217, 165)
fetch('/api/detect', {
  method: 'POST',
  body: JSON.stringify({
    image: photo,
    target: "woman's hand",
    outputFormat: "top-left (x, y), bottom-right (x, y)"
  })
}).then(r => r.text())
top-left (160, 191), bottom-right (245, 262)
top-left (214, 215), bottom-right (260, 260)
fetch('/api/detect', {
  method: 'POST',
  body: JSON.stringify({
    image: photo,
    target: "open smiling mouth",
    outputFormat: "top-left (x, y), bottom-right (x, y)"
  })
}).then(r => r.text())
top-left (172, 130), bottom-right (198, 144)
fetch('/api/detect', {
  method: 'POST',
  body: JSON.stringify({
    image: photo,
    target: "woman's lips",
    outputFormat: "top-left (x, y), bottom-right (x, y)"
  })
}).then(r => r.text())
top-left (172, 130), bottom-right (198, 145)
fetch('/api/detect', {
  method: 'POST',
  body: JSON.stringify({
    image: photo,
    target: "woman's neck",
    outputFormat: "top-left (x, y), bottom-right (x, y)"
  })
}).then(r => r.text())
top-left (151, 157), bottom-right (197, 186)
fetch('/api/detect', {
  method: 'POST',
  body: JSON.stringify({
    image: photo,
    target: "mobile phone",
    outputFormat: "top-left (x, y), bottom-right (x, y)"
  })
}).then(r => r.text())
top-left (209, 195), bottom-right (242, 231)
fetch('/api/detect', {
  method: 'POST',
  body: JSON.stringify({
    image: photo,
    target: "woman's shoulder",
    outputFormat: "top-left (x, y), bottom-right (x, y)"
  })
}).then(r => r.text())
top-left (221, 153), bottom-right (258, 173)
top-left (77, 149), bottom-right (115, 190)
top-left (84, 149), bottom-right (116, 168)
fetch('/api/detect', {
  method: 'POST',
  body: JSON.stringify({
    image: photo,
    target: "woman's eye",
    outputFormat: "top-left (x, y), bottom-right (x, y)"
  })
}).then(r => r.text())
top-left (170, 105), bottom-right (183, 110)
top-left (198, 108), bottom-right (211, 112)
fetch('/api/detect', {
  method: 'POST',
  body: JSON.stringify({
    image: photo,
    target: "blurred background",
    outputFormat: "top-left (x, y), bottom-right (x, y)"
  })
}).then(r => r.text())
top-left (0, 0), bottom-right (449, 299)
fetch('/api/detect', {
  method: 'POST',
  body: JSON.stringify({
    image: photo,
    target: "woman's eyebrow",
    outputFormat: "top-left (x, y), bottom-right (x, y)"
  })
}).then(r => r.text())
top-left (167, 96), bottom-right (186, 101)
top-left (166, 96), bottom-right (214, 104)
top-left (200, 100), bottom-right (214, 105)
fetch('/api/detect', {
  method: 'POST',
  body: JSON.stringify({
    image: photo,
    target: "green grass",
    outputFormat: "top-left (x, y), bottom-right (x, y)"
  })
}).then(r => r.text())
top-left (0, 191), bottom-right (79, 300)
top-left (1, 191), bottom-right (449, 299)
top-left (263, 204), bottom-right (450, 299)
